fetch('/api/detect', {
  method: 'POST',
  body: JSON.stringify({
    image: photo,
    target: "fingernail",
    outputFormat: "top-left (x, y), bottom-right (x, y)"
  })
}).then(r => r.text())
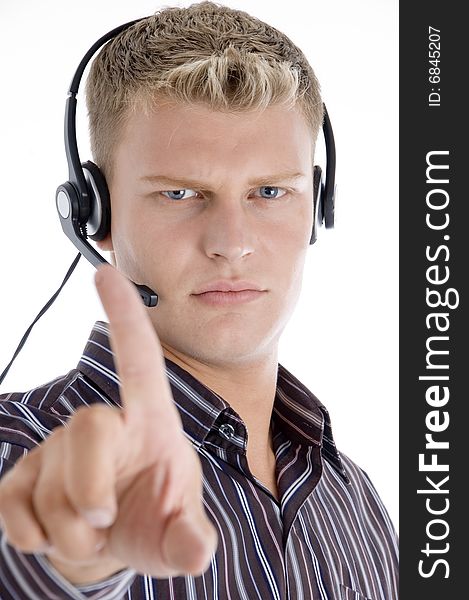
top-left (82, 509), bottom-right (114, 528)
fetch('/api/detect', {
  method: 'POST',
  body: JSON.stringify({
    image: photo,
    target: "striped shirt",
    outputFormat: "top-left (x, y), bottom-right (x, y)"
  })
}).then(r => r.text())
top-left (0, 321), bottom-right (398, 600)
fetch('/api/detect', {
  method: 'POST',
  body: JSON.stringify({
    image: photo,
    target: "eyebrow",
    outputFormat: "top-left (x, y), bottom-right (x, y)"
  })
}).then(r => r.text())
top-left (139, 171), bottom-right (307, 188)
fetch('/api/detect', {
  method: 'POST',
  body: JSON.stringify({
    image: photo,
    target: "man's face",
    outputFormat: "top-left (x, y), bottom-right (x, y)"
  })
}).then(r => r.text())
top-left (100, 100), bottom-right (314, 368)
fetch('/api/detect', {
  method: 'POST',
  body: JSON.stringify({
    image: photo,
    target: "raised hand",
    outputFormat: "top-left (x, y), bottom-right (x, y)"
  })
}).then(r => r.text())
top-left (0, 264), bottom-right (217, 584)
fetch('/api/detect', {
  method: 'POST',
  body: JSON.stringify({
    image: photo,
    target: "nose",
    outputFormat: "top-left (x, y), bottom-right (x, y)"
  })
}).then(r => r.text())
top-left (202, 197), bottom-right (255, 263)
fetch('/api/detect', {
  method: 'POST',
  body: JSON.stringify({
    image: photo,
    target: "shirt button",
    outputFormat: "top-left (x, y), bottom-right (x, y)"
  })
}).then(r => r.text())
top-left (219, 423), bottom-right (235, 440)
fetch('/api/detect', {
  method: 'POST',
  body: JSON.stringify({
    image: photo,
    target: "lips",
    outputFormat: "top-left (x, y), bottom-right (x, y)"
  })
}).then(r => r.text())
top-left (192, 289), bottom-right (265, 306)
top-left (192, 280), bottom-right (265, 294)
top-left (191, 279), bottom-right (267, 307)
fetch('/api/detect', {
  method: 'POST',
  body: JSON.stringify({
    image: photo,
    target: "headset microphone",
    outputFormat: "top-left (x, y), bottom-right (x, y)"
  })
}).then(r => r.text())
top-left (0, 17), bottom-right (337, 386)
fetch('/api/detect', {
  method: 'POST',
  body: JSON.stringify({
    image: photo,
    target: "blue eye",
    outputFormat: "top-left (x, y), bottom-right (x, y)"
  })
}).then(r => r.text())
top-left (255, 186), bottom-right (286, 199)
top-left (161, 189), bottom-right (197, 201)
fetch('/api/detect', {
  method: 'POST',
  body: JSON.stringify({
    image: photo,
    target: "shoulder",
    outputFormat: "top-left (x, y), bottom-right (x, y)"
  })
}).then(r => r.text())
top-left (337, 451), bottom-right (392, 510)
top-left (325, 449), bottom-right (389, 507)
top-left (0, 367), bottom-right (118, 416)
top-left (0, 369), bottom-right (116, 472)
top-left (321, 449), bottom-right (398, 544)
top-left (0, 369), bottom-right (81, 412)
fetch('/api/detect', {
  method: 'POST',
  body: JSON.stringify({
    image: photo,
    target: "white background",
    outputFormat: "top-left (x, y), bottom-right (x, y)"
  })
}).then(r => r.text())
top-left (0, 1), bottom-right (398, 529)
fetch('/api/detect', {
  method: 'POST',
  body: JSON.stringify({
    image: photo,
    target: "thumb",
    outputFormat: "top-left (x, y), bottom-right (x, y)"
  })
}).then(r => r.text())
top-left (162, 508), bottom-right (217, 576)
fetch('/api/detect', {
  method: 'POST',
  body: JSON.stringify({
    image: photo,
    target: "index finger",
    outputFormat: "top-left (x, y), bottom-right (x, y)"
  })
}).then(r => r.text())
top-left (94, 264), bottom-right (178, 426)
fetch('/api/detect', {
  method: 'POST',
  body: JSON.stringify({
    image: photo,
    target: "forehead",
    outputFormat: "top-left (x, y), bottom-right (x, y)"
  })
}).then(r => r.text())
top-left (116, 100), bottom-right (314, 179)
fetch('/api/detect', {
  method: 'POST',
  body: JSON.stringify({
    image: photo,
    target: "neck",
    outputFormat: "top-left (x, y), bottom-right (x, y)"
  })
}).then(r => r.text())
top-left (161, 344), bottom-right (278, 462)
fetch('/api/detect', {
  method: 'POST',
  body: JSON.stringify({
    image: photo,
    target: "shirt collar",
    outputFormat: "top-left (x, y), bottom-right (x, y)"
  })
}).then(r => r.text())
top-left (77, 321), bottom-right (349, 482)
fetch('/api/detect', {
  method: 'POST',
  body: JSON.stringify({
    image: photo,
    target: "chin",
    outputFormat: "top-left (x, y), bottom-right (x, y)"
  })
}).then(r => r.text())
top-left (193, 347), bottom-right (271, 369)
top-left (186, 326), bottom-right (280, 366)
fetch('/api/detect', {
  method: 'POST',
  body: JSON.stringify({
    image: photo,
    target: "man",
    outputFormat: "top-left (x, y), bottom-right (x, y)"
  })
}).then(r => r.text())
top-left (0, 2), bottom-right (398, 598)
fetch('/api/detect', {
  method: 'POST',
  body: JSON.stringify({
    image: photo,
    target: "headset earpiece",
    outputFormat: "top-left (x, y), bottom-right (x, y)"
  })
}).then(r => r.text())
top-left (81, 161), bottom-right (111, 241)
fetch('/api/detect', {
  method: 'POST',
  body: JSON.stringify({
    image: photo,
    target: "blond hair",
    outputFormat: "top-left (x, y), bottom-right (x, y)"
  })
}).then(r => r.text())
top-left (85, 1), bottom-right (324, 183)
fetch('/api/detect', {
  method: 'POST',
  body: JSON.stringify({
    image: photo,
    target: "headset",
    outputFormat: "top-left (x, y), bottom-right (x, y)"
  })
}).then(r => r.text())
top-left (0, 16), bottom-right (336, 386)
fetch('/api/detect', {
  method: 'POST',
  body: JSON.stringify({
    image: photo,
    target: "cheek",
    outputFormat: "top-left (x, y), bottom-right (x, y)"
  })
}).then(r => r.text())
top-left (113, 200), bottom-right (164, 251)
top-left (110, 205), bottom-right (159, 278)
top-left (116, 216), bottom-right (196, 296)
top-left (268, 205), bottom-right (311, 267)
top-left (267, 231), bottom-right (308, 311)
top-left (280, 217), bottom-right (310, 287)
top-left (271, 195), bottom-right (314, 249)
top-left (300, 196), bottom-right (314, 243)
top-left (286, 249), bottom-right (309, 294)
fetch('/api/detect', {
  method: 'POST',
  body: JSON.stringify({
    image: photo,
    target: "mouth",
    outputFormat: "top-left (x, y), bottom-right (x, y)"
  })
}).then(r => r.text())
top-left (191, 289), bottom-right (266, 306)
